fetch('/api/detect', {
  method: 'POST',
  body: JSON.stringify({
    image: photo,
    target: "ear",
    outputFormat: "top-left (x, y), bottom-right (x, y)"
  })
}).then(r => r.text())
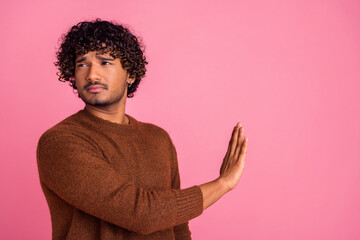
top-left (127, 77), bottom-right (135, 87)
top-left (127, 74), bottom-right (135, 85)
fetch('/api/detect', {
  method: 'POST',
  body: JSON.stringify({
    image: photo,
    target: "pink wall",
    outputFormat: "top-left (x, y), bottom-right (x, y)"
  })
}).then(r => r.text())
top-left (1, 0), bottom-right (359, 239)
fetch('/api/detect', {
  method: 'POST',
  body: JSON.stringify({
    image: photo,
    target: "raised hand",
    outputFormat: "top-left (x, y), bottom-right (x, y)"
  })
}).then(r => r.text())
top-left (219, 122), bottom-right (248, 191)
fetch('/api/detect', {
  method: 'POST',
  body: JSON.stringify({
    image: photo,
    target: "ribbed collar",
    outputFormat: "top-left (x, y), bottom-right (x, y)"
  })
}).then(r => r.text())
top-left (74, 107), bottom-right (139, 134)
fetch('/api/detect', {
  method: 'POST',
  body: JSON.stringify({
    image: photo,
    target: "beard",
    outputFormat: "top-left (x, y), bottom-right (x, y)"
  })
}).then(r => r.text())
top-left (78, 86), bottom-right (127, 107)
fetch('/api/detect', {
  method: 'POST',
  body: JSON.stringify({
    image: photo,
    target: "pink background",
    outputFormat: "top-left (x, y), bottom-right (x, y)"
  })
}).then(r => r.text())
top-left (1, 0), bottom-right (359, 239)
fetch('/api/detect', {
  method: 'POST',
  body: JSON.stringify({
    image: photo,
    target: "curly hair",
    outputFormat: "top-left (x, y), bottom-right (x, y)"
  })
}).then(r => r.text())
top-left (55, 18), bottom-right (148, 98)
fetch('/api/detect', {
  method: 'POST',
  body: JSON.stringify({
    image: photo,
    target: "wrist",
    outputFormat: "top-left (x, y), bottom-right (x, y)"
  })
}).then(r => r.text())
top-left (216, 177), bottom-right (233, 193)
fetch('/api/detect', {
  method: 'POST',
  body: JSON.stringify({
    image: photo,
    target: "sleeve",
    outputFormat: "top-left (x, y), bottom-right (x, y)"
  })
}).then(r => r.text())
top-left (170, 141), bottom-right (193, 240)
top-left (36, 133), bottom-right (203, 235)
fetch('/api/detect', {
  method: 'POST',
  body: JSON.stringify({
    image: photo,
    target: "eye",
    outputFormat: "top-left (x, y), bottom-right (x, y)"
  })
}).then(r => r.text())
top-left (76, 63), bottom-right (87, 68)
top-left (101, 61), bottom-right (111, 65)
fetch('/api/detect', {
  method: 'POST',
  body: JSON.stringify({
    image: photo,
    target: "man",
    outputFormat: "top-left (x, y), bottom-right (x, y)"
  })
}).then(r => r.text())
top-left (37, 19), bottom-right (248, 240)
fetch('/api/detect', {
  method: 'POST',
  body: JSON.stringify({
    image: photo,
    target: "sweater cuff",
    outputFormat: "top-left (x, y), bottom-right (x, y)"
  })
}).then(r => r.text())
top-left (174, 186), bottom-right (203, 224)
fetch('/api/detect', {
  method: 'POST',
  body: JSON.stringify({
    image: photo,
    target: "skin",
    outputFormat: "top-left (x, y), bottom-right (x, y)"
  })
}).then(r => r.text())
top-left (74, 51), bottom-right (134, 124)
top-left (74, 50), bottom-right (248, 210)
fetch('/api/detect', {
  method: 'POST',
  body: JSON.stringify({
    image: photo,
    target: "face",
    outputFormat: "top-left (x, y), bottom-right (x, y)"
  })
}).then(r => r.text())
top-left (74, 51), bottom-right (134, 107)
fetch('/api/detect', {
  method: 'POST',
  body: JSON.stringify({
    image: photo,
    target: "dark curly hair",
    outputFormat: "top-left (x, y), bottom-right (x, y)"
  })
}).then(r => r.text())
top-left (55, 18), bottom-right (147, 98)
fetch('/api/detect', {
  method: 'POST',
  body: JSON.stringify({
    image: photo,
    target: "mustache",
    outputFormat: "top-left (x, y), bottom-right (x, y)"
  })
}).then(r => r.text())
top-left (84, 81), bottom-right (108, 89)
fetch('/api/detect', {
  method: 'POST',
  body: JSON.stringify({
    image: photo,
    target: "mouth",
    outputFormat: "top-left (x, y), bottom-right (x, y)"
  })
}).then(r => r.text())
top-left (86, 85), bottom-right (106, 93)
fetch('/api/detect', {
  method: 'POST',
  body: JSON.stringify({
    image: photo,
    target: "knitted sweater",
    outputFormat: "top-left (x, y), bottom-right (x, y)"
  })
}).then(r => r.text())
top-left (36, 108), bottom-right (203, 239)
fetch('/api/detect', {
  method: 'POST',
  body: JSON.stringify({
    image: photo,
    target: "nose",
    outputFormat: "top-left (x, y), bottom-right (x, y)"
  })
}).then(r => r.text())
top-left (86, 64), bottom-right (101, 82)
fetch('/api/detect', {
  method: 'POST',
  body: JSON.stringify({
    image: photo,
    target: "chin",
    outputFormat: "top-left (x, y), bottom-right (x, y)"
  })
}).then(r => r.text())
top-left (84, 99), bottom-right (111, 106)
top-left (81, 96), bottom-right (123, 107)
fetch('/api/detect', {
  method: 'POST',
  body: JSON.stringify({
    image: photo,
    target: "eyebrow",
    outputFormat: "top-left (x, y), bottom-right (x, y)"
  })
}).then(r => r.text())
top-left (75, 55), bottom-right (115, 63)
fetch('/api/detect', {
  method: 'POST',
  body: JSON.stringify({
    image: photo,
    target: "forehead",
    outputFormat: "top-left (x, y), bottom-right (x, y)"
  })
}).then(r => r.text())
top-left (75, 50), bottom-right (113, 59)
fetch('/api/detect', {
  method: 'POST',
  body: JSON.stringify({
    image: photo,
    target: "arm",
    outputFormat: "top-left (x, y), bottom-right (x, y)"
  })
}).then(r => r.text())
top-left (37, 123), bottom-right (247, 235)
top-left (36, 133), bottom-right (203, 235)
top-left (172, 122), bottom-right (248, 238)
top-left (200, 122), bottom-right (248, 210)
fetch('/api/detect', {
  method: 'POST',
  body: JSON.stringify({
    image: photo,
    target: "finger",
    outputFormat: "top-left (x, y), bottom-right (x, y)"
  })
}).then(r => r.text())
top-left (228, 123), bottom-right (240, 149)
top-left (220, 152), bottom-right (232, 175)
top-left (234, 126), bottom-right (244, 159)
top-left (221, 126), bottom-right (236, 175)
top-left (234, 139), bottom-right (247, 178)
top-left (224, 141), bottom-right (231, 163)
top-left (238, 137), bottom-right (248, 163)
top-left (221, 123), bottom-right (241, 175)
top-left (229, 123), bottom-right (241, 156)
top-left (220, 159), bottom-right (229, 175)
top-left (222, 156), bottom-right (232, 174)
top-left (220, 152), bottom-right (234, 175)
top-left (220, 152), bottom-right (231, 175)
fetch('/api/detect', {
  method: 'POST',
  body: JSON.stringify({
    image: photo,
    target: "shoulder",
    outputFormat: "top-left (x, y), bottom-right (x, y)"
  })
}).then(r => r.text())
top-left (134, 119), bottom-right (178, 160)
top-left (37, 111), bottom-right (94, 148)
top-left (132, 117), bottom-right (176, 149)
top-left (136, 119), bottom-right (173, 140)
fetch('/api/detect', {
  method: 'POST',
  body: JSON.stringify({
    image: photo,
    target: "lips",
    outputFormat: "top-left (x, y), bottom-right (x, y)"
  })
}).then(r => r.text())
top-left (86, 85), bottom-right (105, 93)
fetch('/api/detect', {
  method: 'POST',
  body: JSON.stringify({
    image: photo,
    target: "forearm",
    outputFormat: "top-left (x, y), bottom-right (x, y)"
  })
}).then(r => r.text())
top-left (199, 177), bottom-right (231, 210)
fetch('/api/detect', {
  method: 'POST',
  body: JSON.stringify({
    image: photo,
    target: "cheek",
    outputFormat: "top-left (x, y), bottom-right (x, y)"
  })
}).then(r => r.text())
top-left (111, 73), bottom-right (127, 88)
top-left (74, 68), bottom-right (85, 79)
top-left (74, 71), bottom-right (85, 88)
top-left (74, 77), bottom-right (82, 90)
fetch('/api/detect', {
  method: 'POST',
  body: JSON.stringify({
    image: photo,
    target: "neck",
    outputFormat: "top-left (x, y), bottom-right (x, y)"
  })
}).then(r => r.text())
top-left (85, 102), bottom-right (129, 125)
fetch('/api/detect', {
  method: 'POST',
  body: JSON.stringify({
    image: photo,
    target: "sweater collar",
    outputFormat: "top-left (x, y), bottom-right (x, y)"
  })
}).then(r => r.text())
top-left (75, 107), bottom-right (139, 133)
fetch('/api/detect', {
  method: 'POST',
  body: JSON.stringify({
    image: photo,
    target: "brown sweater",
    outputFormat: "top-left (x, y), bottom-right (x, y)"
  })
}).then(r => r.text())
top-left (36, 108), bottom-right (203, 239)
